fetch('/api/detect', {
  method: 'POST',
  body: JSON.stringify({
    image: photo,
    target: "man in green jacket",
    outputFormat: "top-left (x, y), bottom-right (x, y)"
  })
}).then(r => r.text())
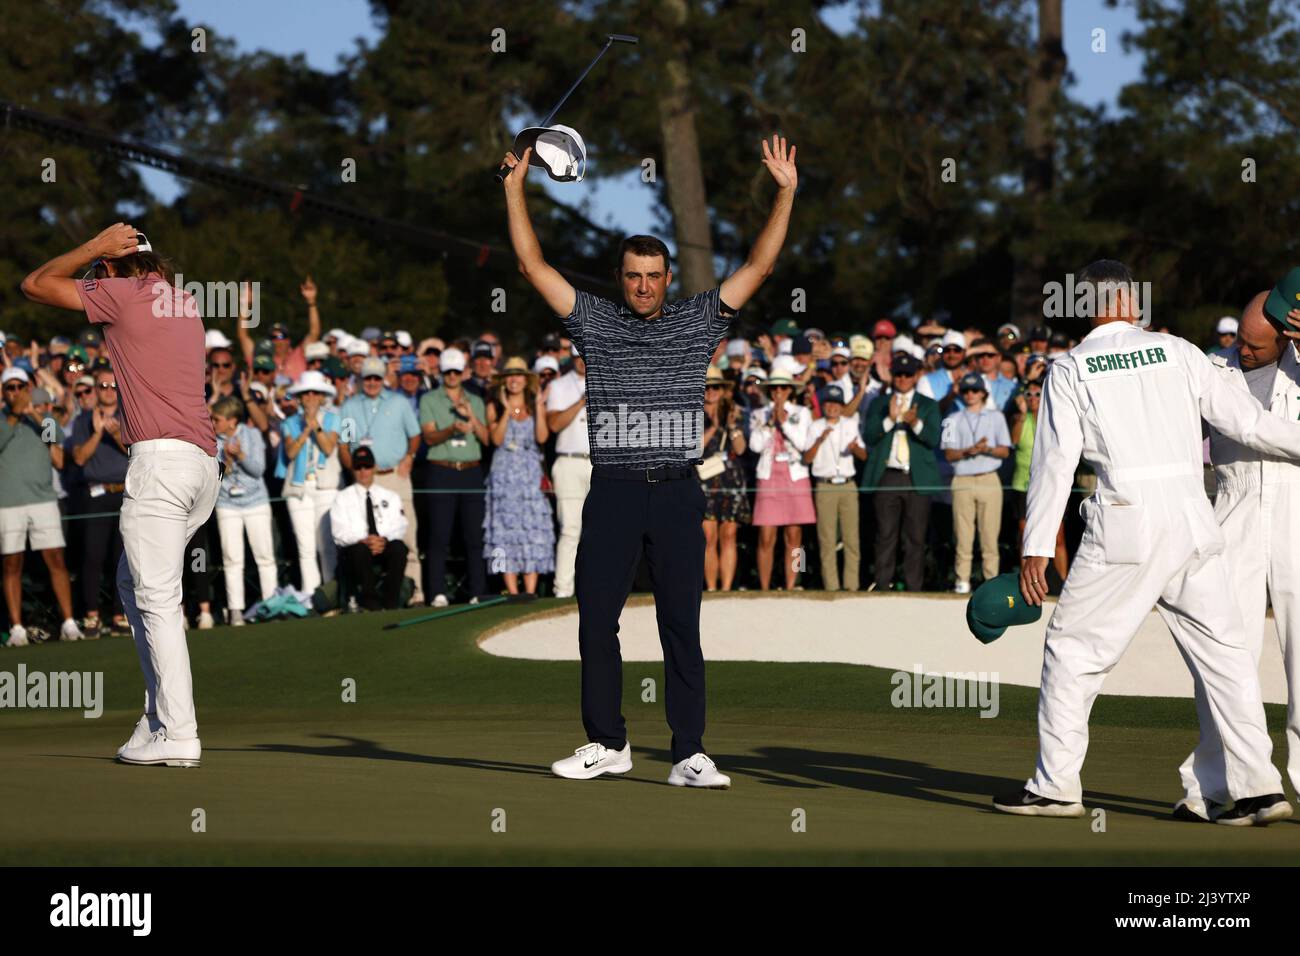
top-left (860, 353), bottom-right (942, 591)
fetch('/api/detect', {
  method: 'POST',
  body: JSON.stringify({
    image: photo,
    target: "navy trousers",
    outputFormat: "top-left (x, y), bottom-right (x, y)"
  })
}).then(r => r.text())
top-left (575, 472), bottom-right (707, 763)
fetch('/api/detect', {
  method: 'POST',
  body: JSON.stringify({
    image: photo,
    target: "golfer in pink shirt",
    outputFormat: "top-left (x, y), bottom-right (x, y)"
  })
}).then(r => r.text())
top-left (23, 223), bottom-right (220, 767)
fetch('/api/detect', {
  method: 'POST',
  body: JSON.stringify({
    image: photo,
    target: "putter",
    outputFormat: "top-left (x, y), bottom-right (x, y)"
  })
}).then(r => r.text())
top-left (382, 593), bottom-right (537, 631)
top-left (494, 33), bottom-right (639, 184)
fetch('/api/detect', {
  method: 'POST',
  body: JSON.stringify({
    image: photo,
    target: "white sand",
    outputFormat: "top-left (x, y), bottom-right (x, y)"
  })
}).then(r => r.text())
top-left (479, 593), bottom-right (1290, 704)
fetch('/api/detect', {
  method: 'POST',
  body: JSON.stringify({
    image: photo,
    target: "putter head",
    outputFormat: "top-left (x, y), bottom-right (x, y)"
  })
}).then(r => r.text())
top-left (608, 34), bottom-right (639, 44)
top-left (512, 125), bottom-right (587, 183)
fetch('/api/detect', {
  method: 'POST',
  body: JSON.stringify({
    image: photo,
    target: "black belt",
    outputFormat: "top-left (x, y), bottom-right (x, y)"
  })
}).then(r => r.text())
top-left (592, 464), bottom-right (697, 483)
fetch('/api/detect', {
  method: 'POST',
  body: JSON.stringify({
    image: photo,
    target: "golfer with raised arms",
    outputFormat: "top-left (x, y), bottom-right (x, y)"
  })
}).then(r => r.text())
top-left (23, 223), bottom-right (219, 768)
top-left (501, 136), bottom-right (797, 787)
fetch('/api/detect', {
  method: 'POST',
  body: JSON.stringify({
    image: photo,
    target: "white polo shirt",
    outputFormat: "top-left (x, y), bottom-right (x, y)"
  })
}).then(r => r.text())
top-left (807, 414), bottom-right (860, 479)
top-left (547, 370), bottom-right (589, 455)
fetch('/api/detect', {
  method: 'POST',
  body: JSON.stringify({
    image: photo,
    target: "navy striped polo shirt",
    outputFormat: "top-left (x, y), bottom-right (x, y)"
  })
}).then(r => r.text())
top-left (564, 287), bottom-right (734, 468)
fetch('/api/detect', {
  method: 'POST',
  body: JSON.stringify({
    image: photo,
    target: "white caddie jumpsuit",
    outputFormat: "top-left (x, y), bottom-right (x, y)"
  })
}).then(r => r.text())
top-left (1174, 343), bottom-right (1300, 805)
top-left (1023, 320), bottom-right (1300, 804)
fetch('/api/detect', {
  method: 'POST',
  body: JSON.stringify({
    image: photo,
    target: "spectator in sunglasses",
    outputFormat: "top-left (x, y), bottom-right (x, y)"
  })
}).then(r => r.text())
top-left (340, 356), bottom-right (423, 604)
top-left (0, 367), bottom-right (82, 644)
top-left (919, 330), bottom-right (969, 414)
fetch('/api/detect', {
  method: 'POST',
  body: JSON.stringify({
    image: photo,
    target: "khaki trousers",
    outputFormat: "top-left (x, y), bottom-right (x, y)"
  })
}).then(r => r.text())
top-left (952, 471), bottom-right (1002, 583)
top-left (814, 481), bottom-right (859, 591)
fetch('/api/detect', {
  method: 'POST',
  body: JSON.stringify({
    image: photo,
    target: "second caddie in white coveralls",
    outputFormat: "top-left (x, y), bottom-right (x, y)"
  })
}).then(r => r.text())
top-left (995, 260), bottom-right (1297, 826)
top-left (1172, 293), bottom-right (1300, 822)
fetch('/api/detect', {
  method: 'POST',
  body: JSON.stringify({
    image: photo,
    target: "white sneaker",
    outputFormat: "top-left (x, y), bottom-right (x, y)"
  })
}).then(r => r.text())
top-left (668, 753), bottom-right (731, 789)
top-left (197, 611), bottom-right (214, 630)
top-left (551, 742), bottom-right (633, 780)
top-left (117, 730), bottom-right (201, 768)
top-left (116, 715), bottom-right (159, 758)
top-left (431, 594), bottom-right (449, 608)
top-left (553, 590), bottom-right (574, 599)
top-left (953, 580), bottom-right (971, 595)
top-left (5, 624), bottom-right (28, 648)
top-left (60, 618), bottom-right (84, 641)
top-left (229, 608), bottom-right (244, 627)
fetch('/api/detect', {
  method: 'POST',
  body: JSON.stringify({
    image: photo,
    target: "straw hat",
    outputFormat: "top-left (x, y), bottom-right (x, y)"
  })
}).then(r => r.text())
top-left (491, 355), bottom-right (537, 386)
top-left (705, 366), bottom-right (735, 388)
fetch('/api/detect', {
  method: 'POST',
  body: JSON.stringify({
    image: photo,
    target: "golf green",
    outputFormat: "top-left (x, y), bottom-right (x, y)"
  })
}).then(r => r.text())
top-left (1, 597), bottom-right (1296, 865)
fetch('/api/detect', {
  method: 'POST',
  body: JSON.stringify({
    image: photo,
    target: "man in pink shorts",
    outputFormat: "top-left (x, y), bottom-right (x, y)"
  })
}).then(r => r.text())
top-left (23, 223), bottom-right (219, 768)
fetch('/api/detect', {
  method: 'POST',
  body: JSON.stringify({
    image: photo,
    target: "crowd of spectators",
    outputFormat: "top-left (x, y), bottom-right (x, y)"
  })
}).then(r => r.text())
top-left (0, 277), bottom-right (1228, 641)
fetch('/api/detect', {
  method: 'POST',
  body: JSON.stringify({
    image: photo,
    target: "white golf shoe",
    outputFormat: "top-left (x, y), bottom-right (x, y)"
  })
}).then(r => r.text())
top-left (5, 624), bottom-right (29, 648)
top-left (431, 594), bottom-right (449, 609)
top-left (668, 753), bottom-right (731, 789)
top-left (197, 611), bottom-right (215, 630)
top-left (117, 730), bottom-right (201, 768)
top-left (551, 742), bottom-right (633, 780)
top-left (60, 618), bottom-right (84, 642)
top-left (116, 715), bottom-right (160, 758)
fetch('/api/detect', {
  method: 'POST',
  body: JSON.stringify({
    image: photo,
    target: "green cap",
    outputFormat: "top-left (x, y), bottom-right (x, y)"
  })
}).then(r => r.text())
top-left (965, 572), bottom-right (1042, 644)
top-left (255, 338), bottom-right (275, 356)
top-left (770, 318), bottom-right (801, 338)
top-left (323, 356), bottom-right (348, 379)
top-left (65, 345), bottom-right (90, 366)
top-left (1263, 268), bottom-right (1300, 334)
top-left (253, 355), bottom-right (276, 372)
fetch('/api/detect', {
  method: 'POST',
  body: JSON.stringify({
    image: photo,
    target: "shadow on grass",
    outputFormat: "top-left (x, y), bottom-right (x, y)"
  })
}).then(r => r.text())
top-left (632, 744), bottom-right (1171, 819)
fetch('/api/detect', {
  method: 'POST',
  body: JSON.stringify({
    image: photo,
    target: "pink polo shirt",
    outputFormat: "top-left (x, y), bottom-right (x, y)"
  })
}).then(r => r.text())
top-left (79, 274), bottom-right (218, 457)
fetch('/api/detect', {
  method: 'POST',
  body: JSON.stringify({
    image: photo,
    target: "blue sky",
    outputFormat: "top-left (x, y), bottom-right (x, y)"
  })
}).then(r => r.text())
top-left (146, 0), bottom-right (1145, 238)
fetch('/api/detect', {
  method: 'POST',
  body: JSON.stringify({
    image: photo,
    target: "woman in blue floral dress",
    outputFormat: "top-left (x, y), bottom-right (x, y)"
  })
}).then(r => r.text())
top-left (484, 356), bottom-right (556, 595)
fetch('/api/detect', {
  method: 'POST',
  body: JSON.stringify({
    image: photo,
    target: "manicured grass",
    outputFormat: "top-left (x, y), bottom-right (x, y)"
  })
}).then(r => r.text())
top-left (1, 598), bottom-right (1296, 865)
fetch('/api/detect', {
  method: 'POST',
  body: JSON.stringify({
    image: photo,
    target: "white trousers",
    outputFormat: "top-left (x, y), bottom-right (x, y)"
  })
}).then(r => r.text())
top-left (1028, 488), bottom-right (1282, 803)
top-left (216, 503), bottom-right (278, 613)
top-left (117, 439), bottom-right (219, 741)
top-left (551, 455), bottom-right (592, 595)
top-left (286, 484), bottom-right (337, 595)
top-left (1177, 476), bottom-right (1300, 803)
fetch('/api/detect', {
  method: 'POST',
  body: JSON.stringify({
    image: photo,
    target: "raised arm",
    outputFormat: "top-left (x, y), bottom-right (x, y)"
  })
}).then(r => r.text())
top-left (236, 282), bottom-right (255, 368)
top-left (501, 147), bottom-right (576, 318)
top-left (719, 136), bottom-right (797, 312)
top-left (21, 223), bottom-right (141, 311)
top-left (300, 277), bottom-right (321, 346)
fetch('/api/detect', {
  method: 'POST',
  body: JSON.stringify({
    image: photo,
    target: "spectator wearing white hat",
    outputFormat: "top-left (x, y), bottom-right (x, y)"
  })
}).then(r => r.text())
top-left (1212, 316), bottom-right (1239, 357)
top-left (804, 383), bottom-right (866, 590)
top-left (420, 347), bottom-right (489, 605)
top-left (544, 345), bottom-right (589, 598)
top-left (749, 371), bottom-right (815, 590)
top-left (1, 367), bottom-right (82, 644)
top-left (533, 353), bottom-right (560, 388)
top-left (210, 395), bottom-right (276, 625)
top-left (205, 328), bottom-right (233, 352)
top-left (919, 330), bottom-right (969, 413)
top-left (340, 355), bottom-right (423, 604)
top-left (304, 340), bottom-right (331, 371)
top-left (281, 371), bottom-right (342, 595)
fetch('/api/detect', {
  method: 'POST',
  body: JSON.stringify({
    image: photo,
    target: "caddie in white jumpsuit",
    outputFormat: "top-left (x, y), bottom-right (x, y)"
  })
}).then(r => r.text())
top-left (1173, 293), bottom-right (1300, 820)
top-left (995, 260), bottom-right (1296, 826)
